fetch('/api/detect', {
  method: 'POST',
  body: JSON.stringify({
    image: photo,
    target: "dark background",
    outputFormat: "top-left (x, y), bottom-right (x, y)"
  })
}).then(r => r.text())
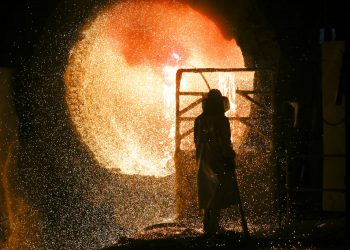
top-left (1, 0), bottom-right (60, 67)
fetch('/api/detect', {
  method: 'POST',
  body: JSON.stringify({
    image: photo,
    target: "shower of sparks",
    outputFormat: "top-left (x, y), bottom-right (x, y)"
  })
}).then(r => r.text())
top-left (64, 0), bottom-right (253, 177)
top-left (2, 1), bottom-right (281, 249)
top-left (61, 0), bottom-right (278, 247)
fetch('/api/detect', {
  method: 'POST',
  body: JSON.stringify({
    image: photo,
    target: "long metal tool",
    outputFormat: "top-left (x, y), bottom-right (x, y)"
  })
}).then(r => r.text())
top-left (232, 169), bottom-right (250, 238)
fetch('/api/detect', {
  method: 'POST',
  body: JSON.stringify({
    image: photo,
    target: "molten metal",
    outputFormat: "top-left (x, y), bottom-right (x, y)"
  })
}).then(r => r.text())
top-left (64, 0), bottom-right (253, 176)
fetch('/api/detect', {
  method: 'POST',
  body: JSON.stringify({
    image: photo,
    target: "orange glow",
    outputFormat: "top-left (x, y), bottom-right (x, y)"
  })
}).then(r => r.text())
top-left (64, 0), bottom-right (253, 176)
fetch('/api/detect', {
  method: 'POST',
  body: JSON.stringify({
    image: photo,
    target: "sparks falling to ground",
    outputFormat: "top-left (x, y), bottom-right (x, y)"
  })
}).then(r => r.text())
top-left (64, 0), bottom-right (253, 177)
top-left (1, 1), bottom-right (279, 249)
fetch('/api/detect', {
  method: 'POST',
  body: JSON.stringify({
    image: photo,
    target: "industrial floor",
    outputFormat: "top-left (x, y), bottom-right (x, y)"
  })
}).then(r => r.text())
top-left (102, 212), bottom-right (349, 250)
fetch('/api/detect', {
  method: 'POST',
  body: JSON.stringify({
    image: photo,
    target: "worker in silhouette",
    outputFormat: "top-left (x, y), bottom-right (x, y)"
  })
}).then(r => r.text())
top-left (194, 89), bottom-right (239, 236)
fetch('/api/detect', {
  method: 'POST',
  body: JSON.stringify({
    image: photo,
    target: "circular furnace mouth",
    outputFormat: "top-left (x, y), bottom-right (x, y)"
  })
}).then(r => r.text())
top-left (64, 0), bottom-right (254, 177)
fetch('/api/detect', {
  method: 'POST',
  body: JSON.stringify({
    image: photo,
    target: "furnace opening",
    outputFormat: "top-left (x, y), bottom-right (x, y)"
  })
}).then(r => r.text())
top-left (64, 0), bottom-right (253, 177)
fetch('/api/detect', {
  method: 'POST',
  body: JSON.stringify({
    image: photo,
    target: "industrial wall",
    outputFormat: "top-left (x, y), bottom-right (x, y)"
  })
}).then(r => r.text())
top-left (322, 41), bottom-right (346, 211)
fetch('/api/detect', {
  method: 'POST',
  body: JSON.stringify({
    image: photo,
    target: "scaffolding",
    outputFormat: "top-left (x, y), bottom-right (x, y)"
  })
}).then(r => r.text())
top-left (174, 67), bottom-right (275, 230)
